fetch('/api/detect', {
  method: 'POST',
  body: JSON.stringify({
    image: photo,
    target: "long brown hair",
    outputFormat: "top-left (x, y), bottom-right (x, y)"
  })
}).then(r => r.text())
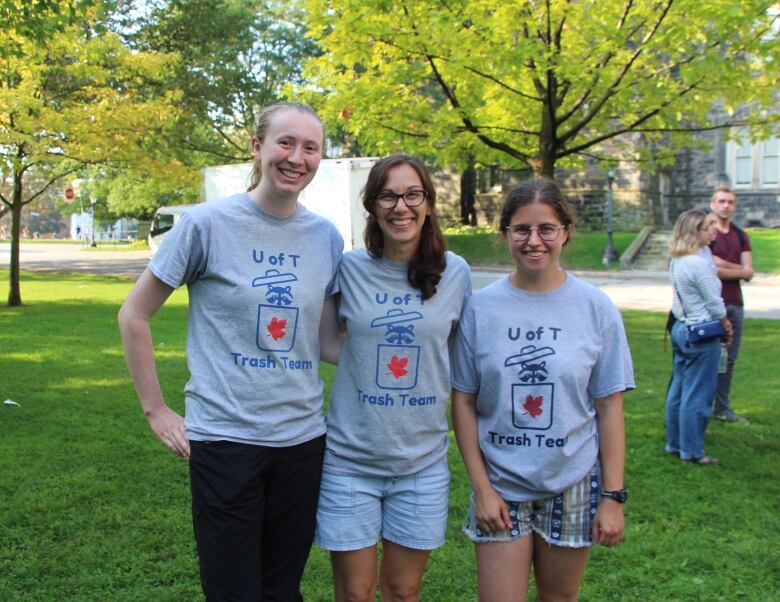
top-left (247, 101), bottom-right (324, 192)
top-left (362, 155), bottom-right (447, 300)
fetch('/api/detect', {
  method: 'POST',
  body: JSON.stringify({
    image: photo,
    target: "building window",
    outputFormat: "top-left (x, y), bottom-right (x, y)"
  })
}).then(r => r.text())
top-left (726, 133), bottom-right (780, 189)
top-left (734, 138), bottom-right (752, 186)
top-left (761, 137), bottom-right (779, 186)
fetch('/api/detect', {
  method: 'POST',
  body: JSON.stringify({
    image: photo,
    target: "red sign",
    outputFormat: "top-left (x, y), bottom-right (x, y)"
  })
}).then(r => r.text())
top-left (64, 188), bottom-right (75, 200)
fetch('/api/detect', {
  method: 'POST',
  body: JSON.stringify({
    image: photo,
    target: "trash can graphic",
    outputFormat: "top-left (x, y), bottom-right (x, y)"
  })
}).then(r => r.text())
top-left (371, 308), bottom-right (423, 390)
top-left (505, 345), bottom-right (556, 431)
top-left (253, 269), bottom-right (299, 352)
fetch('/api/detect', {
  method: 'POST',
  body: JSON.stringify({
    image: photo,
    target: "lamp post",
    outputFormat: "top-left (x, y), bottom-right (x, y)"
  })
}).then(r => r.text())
top-left (90, 197), bottom-right (97, 247)
top-left (602, 169), bottom-right (618, 265)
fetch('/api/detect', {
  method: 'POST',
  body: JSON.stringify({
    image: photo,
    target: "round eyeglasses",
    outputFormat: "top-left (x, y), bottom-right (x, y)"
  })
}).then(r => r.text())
top-left (505, 224), bottom-right (567, 242)
top-left (375, 189), bottom-right (428, 209)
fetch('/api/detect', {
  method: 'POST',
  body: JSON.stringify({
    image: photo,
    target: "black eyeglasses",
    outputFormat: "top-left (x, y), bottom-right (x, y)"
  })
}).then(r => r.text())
top-left (375, 189), bottom-right (428, 209)
top-left (505, 224), bottom-right (567, 242)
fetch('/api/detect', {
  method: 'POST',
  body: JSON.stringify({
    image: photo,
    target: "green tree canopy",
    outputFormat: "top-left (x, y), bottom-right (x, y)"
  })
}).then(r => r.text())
top-left (303, 0), bottom-right (780, 176)
top-left (0, 6), bottom-right (184, 305)
top-left (124, 0), bottom-right (319, 164)
top-left (0, 0), bottom-right (98, 57)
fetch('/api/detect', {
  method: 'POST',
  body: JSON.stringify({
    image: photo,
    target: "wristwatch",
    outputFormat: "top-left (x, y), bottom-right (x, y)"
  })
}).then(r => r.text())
top-left (601, 489), bottom-right (628, 503)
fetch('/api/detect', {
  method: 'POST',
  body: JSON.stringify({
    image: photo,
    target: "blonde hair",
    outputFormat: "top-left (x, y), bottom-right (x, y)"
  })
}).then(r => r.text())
top-left (710, 185), bottom-right (735, 204)
top-left (669, 209), bottom-right (708, 257)
top-left (247, 101), bottom-right (324, 192)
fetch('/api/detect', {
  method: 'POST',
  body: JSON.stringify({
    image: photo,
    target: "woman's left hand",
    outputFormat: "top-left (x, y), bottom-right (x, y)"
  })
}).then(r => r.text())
top-left (592, 500), bottom-right (625, 547)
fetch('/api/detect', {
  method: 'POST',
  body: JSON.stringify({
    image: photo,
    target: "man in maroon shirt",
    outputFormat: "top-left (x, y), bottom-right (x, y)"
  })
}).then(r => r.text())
top-left (709, 186), bottom-right (753, 423)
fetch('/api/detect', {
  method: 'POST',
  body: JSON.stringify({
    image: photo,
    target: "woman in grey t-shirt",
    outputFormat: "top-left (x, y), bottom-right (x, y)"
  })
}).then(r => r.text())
top-left (118, 102), bottom-right (342, 600)
top-left (316, 155), bottom-right (471, 601)
top-left (451, 179), bottom-right (634, 601)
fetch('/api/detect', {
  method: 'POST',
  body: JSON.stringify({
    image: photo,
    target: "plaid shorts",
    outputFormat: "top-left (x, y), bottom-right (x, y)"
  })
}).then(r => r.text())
top-left (463, 464), bottom-right (600, 548)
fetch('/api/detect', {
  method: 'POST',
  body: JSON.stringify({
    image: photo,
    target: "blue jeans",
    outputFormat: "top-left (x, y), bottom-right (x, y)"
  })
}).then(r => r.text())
top-left (714, 304), bottom-right (744, 415)
top-left (665, 321), bottom-right (721, 460)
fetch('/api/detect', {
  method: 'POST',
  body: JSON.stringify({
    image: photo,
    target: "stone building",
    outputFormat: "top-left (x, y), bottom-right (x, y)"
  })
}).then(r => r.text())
top-left (441, 112), bottom-right (779, 232)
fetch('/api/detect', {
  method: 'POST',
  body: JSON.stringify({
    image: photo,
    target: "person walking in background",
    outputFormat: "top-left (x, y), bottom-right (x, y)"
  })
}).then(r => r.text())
top-left (118, 101), bottom-right (343, 601)
top-left (666, 209), bottom-right (732, 466)
top-left (709, 186), bottom-right (753, 423)
top-left (451, 179), bottom-right (633, 602)
top-left (315, 155), bottom-right (472, 602)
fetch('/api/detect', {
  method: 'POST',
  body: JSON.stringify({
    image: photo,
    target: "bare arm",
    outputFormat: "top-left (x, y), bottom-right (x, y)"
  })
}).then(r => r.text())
top-left (118, 268), bottom-right (190, 459)
top-left (318, 293), bottom-right (344, 365)
top-left (592, 392), bottom-right (626, 547)
top-left (452, 388), bottom-right (511, 533)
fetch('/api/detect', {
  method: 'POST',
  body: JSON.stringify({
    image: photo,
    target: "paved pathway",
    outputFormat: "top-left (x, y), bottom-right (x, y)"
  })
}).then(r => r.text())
top-left (3, 243), bottom-right (779, 319)
top-left (469, 267), bottom-right (778, 320)
top-left (1, 242), bottom-right (150, 280)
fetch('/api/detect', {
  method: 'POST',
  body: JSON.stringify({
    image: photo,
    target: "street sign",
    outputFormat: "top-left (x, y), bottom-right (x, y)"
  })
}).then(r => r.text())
top-left (65, 188), bottom-right (75, 200)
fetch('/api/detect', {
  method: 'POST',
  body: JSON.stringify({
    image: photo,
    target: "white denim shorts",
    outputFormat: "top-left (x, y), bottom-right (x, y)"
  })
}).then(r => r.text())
top-left (463, 464), bottom-right (600, 548)
top-left (315, 457), bottom-right (450, 551)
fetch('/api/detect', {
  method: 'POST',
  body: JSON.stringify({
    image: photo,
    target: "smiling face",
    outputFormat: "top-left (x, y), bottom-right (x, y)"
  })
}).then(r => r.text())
top-left (374, 164), bottom-right (431, 261)
top-left (505, 201), bottom-right (569, 287)
top-left (251, 108), bottom-right (323, 206)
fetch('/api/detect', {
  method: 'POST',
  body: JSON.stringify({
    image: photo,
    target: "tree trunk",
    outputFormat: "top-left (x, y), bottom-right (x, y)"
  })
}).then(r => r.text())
top-left (459, 160), bottom-right (477, 226)
top-left (539, 152), bottom-right (555, 179)
top-left (536, 100), bottom-right (557, 178)
top-left (7, 172), bottom-right (23, 306)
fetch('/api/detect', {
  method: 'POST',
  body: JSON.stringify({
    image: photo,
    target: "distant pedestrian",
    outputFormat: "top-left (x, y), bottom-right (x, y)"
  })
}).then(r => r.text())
top-left (709, 186), bottom-right (753, 423)
top-left (451, 179), bottom-right (634, 601)
top-left (666, 209), bottom-right (732, 465)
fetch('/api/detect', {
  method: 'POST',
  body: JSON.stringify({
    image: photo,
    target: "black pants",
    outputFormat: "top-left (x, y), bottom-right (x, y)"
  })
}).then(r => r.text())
top-left (189, 436), bottom-right (326, 602)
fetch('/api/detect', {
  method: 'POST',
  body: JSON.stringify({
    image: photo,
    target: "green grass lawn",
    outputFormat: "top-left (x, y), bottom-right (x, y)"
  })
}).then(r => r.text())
top-left (1, 271), bottom-right (779, 601)
top-left (747, 228), bottom-right (780, 273)
top-left (444, 226), bottom-right (637, 271)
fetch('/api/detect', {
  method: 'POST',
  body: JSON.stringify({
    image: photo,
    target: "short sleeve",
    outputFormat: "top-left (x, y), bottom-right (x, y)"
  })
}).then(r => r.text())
top-left (148, 212), bottom-right (207, 288)
top-left (326, 226), bottom-right (344, 297)
top-left (587, 299), bottom-right (635, 400)
top-left (450, 298), bottom-right (480, 394)
top-left (741, 228), bottom-right (752, 252)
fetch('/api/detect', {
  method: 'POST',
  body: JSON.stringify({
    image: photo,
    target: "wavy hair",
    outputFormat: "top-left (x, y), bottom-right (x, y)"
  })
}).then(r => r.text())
top-left (247, 101), bottom-right (324, 192)
top-left (498, 178), bottom-right (576, 245)
top-left (669, 208), bottom-right (708, 257)
top-left (363, 155), bottom-right (447, 300)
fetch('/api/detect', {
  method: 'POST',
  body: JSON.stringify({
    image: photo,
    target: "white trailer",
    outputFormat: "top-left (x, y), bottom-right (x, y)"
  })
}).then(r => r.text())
top-left (200, 157), bottom-right (377, 250)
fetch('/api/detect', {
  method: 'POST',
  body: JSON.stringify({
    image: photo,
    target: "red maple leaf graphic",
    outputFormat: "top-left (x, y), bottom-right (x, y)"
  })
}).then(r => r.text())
top-left (386, 355), bottom-right (409, 379)
top-left (267, 317), bottom-right (287, 341)
top-left (522, 394), bottom-right (544, 418)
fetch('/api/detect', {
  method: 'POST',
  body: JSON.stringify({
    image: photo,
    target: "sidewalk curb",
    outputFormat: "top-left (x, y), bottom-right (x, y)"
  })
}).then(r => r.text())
top-left (468, 263), bottom-right (779, 286)
top-left (468, 263), bottom-right (670, 281)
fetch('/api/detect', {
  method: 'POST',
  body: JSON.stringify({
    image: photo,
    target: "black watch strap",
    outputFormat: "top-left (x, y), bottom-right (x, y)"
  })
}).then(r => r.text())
top-left (601, 489), bottom-right (628, 503)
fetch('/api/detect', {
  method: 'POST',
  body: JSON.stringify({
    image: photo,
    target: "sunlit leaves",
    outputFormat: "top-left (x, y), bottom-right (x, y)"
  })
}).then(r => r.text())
top-left (303, 0), bottom-right (780, 175)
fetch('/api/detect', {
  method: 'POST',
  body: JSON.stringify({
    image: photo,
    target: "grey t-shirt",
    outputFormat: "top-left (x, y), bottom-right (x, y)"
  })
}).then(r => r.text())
top-left (451, 274), bottom-right (635, 501)
top-left (324, 249), bottom-right (472, 477)
top-left (149, 193), bottom-right (343, 446)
